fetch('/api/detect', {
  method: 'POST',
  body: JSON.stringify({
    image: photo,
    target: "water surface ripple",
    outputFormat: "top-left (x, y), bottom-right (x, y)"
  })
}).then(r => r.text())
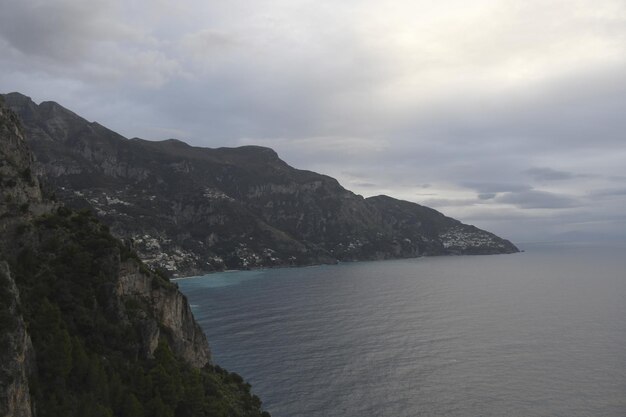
top-left (179, 244), bottom-right (626, 417)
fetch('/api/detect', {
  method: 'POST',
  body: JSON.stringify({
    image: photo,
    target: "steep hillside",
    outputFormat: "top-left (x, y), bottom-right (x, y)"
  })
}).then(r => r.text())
top-left (0, 97), bottom-right (269, 416)
top-left (3, 92), bottom-right (518, 276)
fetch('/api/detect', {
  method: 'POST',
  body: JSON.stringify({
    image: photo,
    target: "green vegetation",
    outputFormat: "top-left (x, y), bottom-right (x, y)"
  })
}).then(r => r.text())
top-left (7, 207), bottom-right (269, 417)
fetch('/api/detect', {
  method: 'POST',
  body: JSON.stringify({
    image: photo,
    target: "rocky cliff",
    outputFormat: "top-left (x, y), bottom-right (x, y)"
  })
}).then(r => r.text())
top-left (116, 260), bottom-right (210, 367)
top-left (0, 96), bottom-right (40, 417)
top-left (0, 96), bottom-right (268, 416)
top-left (3, 92), bottom-right (518, 277)
top-left (0, 263), bottom-right (33, 417)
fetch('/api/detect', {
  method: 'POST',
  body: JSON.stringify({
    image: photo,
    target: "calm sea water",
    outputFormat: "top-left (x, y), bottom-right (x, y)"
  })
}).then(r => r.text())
top-left (178, 244), bottom-right (626, 417)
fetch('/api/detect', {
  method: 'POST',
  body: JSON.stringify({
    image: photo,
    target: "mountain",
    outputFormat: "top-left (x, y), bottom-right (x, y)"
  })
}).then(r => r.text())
top-left (0, 97), bottom-right (269, 416)
top-left (3, 92), bottom-right (518, 276)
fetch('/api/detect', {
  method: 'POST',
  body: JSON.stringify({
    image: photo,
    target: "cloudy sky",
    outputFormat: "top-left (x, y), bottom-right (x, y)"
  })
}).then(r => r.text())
top-left (1, 0), bottom-right (626, 243)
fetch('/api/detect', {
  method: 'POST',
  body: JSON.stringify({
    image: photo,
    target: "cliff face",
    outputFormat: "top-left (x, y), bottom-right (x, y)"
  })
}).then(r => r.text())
top-left (0, 263), bottom-right (34, 417)
top-left (0, 97), bottom-right (48, 221)
top-left (3, 92), bottom-right (518, 277)
top-left (0, 97), bottom-right (38, 417)
top-left (0, 96), bottom-right (267, 416)
top-left (116, 260), bottom-right (210, 367)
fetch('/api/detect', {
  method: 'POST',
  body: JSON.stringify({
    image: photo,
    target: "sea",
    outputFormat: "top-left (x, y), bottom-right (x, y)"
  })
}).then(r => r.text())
top-left (177, 243), bottom-right (626, 417)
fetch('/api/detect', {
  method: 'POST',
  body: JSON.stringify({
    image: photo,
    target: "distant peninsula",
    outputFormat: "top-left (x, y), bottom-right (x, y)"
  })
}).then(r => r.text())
top-left (3, 92), bottom-right (518, 277)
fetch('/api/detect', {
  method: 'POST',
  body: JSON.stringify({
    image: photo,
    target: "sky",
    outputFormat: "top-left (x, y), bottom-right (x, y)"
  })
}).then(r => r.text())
top-left (1, 0), bottom-right (625, 243)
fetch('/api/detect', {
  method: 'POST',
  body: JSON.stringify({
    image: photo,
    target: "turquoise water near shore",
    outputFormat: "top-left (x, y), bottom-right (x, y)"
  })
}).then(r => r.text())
top-left (179, 244), bottom-right (626, 417)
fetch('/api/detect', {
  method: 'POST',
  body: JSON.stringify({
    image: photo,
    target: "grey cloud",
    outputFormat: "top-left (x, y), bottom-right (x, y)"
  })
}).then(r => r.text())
top-left (459, 207), bottom-right (626, 243)
top-left (588, 187), bottom-right (626, 197)
top-left (524, 167), bottom-right (575, 181)
top-left (0, 0), bottom-right (182, 88)
top-left (0, 0), bottom-right (124, 61)
top-left (461, 182), bottom-right (532, 194)
top-left (181, 30), bottom-right (239, 52)
top-left (420, 198), bottom-right (482, 208)
top-left (496, 190), bottom-right (580, 209)
top-left (389, 67), bottom-right (626, 170)
top-left (425, 188), bottom-right (581, 212)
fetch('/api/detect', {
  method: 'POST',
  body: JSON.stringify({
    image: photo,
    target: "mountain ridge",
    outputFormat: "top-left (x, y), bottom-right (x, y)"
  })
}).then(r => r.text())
top-left (3, 92), bottom-right (518, 277)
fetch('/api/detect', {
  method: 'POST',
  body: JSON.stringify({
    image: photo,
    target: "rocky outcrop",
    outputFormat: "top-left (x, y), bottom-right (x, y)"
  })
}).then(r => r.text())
top-left (116, 260), bottom-right (210, 367)
top-left (0, 101), bottom-right (36, 417)
top-left (0, 262), bottom-right (34, 417)
top-left (0, 97), bottom-right (49, 221)
top-left (3, 92), bottom-right (518, 276)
